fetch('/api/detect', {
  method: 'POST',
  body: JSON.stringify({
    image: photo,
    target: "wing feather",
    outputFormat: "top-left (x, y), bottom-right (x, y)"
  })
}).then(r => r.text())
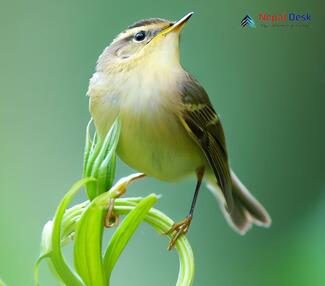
top-left (178, 74), bottom-right (233, 210)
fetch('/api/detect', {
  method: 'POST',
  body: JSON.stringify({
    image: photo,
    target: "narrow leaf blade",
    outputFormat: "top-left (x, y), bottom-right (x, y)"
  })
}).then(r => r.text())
top-left (51, 177), bottom-right (95, 286)
top-left (74, 202), bottom-right (106, 286)
top-left (103, 194), bottom-right (158, 282)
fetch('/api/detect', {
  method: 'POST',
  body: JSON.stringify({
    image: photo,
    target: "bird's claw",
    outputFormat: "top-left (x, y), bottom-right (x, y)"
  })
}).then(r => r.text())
top-left (164, 215), bottom-right (192, 251)
top-left (104, 173), bottom-right (146, 228)
top-left (104, 198), bottom-right (119, 228)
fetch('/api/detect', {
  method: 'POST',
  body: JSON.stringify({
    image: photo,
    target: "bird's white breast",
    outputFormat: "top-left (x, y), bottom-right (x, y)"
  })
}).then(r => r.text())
top-left (88, 65), bottom-right (205, 181)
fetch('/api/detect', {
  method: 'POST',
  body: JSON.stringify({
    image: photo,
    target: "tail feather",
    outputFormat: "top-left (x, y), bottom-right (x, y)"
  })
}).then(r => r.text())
top-left (207, 170), bottom-right (271, 235)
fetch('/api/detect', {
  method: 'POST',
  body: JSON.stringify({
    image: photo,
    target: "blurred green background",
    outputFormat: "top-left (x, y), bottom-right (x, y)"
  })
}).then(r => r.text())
top-left (0, 0), bottom-right (324, 285)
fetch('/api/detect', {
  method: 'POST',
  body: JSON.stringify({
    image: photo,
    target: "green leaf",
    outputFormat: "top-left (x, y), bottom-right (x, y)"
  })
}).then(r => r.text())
top-left (91, 116), bottom-right (121, 198)
top-left (82, 119), bottom-right (93, 177)
top-left (34, 254), bottom-right (62, 286)
top-left (35, 222), bottom-right (66, 285)
top-left (51, 177), bottom-right (95, 286)
top-left (103, 194), bottom-right (158, 283)
top-left (104, 152), bottom-right (116, 191)
top-left (34, 200), bottom-right (89, 286)
top-left (113, 198), bottom-right (195, 286)
top-left (84, 116), bottom-right (121, 200)
top-left (73, 173), bottom-right (147, 286)
top-left (61, 201), bottom-right (89, 244)
top-left (73, 199), bottom-right (107, 286)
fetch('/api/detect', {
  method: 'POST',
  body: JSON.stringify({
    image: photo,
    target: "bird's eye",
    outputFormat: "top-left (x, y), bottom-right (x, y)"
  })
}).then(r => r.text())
top-left (134, 31), bottom-right (146, 42)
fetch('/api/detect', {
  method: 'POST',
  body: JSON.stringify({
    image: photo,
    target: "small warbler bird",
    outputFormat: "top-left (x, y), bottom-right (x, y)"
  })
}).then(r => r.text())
top-left (88, 12), bottom-right (271, 249)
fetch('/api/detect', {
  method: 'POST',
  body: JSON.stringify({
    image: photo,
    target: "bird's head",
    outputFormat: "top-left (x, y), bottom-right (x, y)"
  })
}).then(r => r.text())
top-left (97, 12), bottom-right (193, 73)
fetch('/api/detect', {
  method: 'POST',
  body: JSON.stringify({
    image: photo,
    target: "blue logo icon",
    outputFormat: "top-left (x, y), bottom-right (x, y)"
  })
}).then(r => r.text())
top-left (241, 15), bottom-right (256, 28)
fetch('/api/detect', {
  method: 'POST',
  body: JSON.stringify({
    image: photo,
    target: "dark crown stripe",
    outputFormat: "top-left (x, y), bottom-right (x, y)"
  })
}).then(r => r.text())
top-left (128, 18), bottom-right (171, 29)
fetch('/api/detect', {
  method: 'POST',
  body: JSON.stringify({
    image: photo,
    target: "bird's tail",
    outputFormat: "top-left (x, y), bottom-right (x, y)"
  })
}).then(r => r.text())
top-left (207, 170), bottom-right (271, 235)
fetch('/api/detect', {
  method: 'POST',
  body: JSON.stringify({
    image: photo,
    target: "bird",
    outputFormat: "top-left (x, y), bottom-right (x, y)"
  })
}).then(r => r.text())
top-left (87, 12), bottom-right (271, 249)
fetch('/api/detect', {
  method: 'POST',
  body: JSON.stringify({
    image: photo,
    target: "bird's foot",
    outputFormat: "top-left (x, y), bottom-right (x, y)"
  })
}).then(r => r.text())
top-left (104, 198), bottom-right (119, 228)
top-left (164, 215), bottom-right (192, 251)
top-left (104, 173), bottom-right (146, 228)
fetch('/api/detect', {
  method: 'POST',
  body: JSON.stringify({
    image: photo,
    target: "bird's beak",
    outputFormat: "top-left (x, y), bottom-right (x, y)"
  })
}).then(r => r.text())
top-left (159, 12), bottom-right (194, 36)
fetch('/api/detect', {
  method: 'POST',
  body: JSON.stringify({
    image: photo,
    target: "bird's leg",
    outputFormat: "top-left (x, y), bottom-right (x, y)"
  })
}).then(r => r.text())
top-left (104, 173), bottom-right (146, 228)
top-left (164, 167), bottom-right (205, 250)
top-left (104, 198), bottom-right (119, 228)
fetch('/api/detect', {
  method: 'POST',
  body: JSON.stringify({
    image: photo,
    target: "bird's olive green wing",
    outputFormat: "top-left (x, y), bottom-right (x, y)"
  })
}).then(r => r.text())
top-left (178, 75), bottom-right (233, 210)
